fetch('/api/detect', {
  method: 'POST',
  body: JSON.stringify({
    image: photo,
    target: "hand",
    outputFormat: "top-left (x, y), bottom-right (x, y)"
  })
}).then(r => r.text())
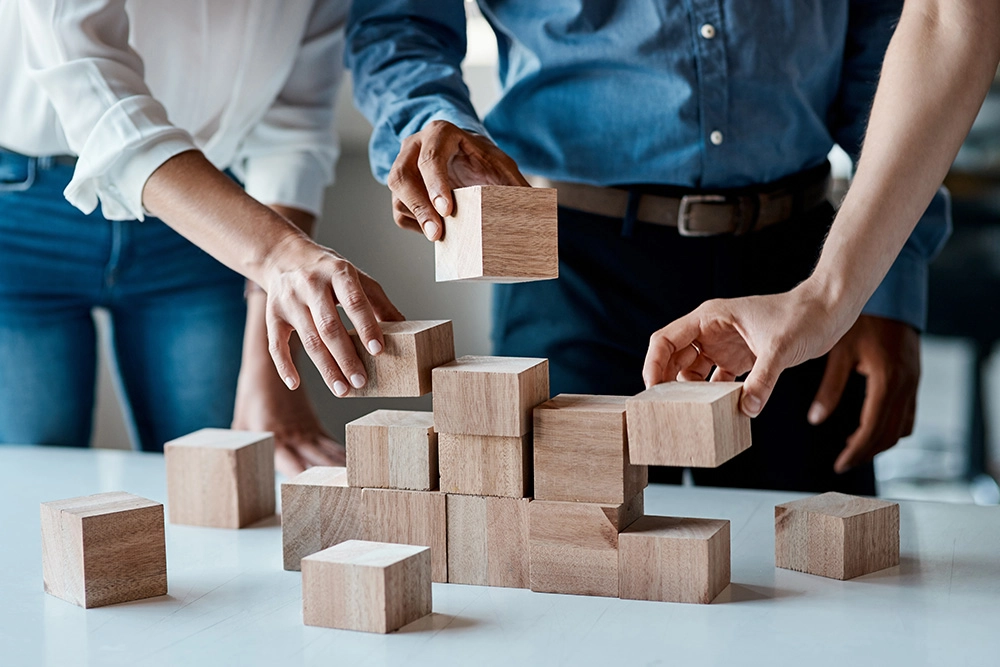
top-left (808, 315), bottom-right (920, 473)
top-left (387, 120), bottom-right (529, 240)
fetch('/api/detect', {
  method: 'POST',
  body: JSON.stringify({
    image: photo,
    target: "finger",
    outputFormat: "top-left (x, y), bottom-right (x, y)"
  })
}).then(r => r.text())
top-left (315, 434), bottom-right (347, 466)
top-left (358, 272), bottom-right (405, 323)
top-left (392, 196), bottom-right (423, 233)
top-left (741, 352), bottom-right (785, 418)
top-left (307, 296), bottom-right (369, 392)
top-left (293, 441), bottom-right (340, 468)
top-left (387, 139), bottom-right (443, 241)
top-left (834, 372), bottom-right (892, 474)
top-left (265, 310), bottom-right (300, 390)
top-left (808, 350), bottom-right (854, 425)
top-left (710, 368), bottom-right (737, 382)
top-left (275, 445), bottom-right (306, 478)
top-left (643, 316), bottom-right (704, 388)
top-left (330, 264), bottom-right (385, 360)
top-left (677, 352), bottom-right (714, 382)
top-left (295, 314), bottom-right (351, 397)
top-left (417, 129), bottom-right (462, 218)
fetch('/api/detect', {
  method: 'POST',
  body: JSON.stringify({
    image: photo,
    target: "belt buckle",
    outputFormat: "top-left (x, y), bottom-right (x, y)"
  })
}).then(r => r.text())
top-left (677, 194), bottom-right (731, 237)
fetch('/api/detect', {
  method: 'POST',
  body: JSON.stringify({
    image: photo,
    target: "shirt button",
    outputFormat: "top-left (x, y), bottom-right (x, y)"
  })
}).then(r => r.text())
top-left (710, 130), bottom-right (724, 145)
top-left (700, 23), bottom-right (716, 39)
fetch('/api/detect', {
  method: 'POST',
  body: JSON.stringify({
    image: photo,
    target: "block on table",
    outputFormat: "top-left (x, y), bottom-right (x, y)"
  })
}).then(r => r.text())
top-left (433, 356), bottom-right (549, 437)
top-left (446, 494), bottom-right (530, 588)
top-left (346, 320), bottom-right (455, 397)
top-left (435, 185), bottom-right (558, 283)
top-left (528, 492), bottom-right (644, 597)
top-left (41, 492), bottom-right (167, 608)
top-left (345, 410), bottom-right (437, 491)
top-left (302, 540), bottom-right (432, 633)
top-left (363, 488), bottom-right (448, 582)
top-left (438, 432), bottom-right (531, 498)
top-left (775, 492), bottom-right (900, 580)
top-left (533, 394), bottom-right (647, 504)
top-left (165, 428), bottom-right (275, 528)
top-left (281, 466), bottom-right (365, 571)
top-left (619, 515), bottom-right (730, 604)
top-left (625, 382), bottom-right (750, 467)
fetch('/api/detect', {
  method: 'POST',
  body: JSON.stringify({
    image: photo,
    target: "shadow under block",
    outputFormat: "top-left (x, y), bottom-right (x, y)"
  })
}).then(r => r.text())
top-left (619, 516), bottom-right (730, 604)
top-left (775, 492), bottom-right (900, 580)
top-left (302, 540), bottom-right (432, 633)
top-left (164, 428), bottom-right (275, 528)
top-left (534, 394), bottom-right (647, 504)
top-left (435, 185), bottom-right (558, 283)
top-left (345, 320), bottom-right (455, 397)
top-left (345, 410), bottom-right (438, 491)
top-left (625, 382), bottom-right (751, 467)
top-left (446, 495), bottom-right (530, 588)
top-left (363, 488), bottom-right (448, 582)
top-left (40, 492), bottom-right (167, 608)
top-left (281, 466), bottom-right (365, 571)
top-left (433, 356), bottom-right (550, 437)
top-left (438, 433), bottom-right (531, 498)
top-left (528, 492), bottom-right (644, 597)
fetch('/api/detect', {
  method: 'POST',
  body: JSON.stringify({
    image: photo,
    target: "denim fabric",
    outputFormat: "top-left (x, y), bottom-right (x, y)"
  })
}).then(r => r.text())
top-left (0, 149), bottom-right (246, 452)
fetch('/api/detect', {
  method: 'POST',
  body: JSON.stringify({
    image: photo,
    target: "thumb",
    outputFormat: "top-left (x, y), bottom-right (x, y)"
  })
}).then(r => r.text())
top-left (741, 352), bottom-right (784, 418)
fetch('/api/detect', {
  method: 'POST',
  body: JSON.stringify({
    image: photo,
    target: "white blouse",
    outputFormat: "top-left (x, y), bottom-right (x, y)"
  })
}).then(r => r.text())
top-left (0, 0), bottom-right (348, 219)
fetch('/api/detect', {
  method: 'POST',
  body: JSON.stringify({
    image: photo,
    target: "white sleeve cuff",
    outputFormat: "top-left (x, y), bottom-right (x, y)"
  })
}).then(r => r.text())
top-left (240, 151), bottom-right (334, 217)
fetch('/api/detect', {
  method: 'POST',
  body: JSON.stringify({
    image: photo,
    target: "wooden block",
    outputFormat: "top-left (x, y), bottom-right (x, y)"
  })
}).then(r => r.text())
top-left (363, 488), bottom-right (448, 582)
top-left (446, 495), bottom-right (530, 588)
top-left (625, 382), bottom-right (751, 467)
top-left (775, 492), bottom-right (900, 580)
top-left (433, 356), bottom-right (549, 437)
top-left (435, 185), bottom-right (558, 283)
top-left (438, 432), bottom-right (531, 498)
top-left (40, 492), bottom-right (167, 608)
top-left (346, 320), bottom-right (455, 397)
top-left (619, 516), bottom-right (730, 604)
top-left (528, 492), bottom-right (644, 597)
top-left (345, 410), bottom-right (438, 490)
top-left (302, 540), bottom-right (432, 633)
top-left (281, 466), bottom-right (365, 571)
top-left (164, 428), bottom-right (275, 528)
top-left (534, 394), bottom-right (647, 504)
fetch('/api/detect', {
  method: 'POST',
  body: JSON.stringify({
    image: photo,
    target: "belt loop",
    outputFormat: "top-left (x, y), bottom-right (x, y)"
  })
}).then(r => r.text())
top-left (622, 190), bottom-right (640, 238)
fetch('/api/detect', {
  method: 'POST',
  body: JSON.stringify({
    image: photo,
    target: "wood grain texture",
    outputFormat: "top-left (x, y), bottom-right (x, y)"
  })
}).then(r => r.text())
top-left (41, 492), bottom-right (167, 608)
top-left (618, 515), bottom-right (730, 604)
top-left (446, 495), bottom-right (530, 588)
top-left (302, 540), bottom-right (432, 633)
top-left (534, 394), bottom-right (647, 504)
top-left (346, 320), bottom-right (455, 397)
top-left (528, 492), bottom-right (644, 597)
top-left (281, 466), bottom-right (365, 571)
top-left (164, 428), bottom-right (275, 528)
top-left (626, 382), bottom-right (751, 467)
top-left (435, 185), bottom-right (558, 283)
top-left (438, 432), bottom-right (531, 498)
top-left (775, 492), bottom-right (900, 580)
top-left (363, 489), bottom-right (448, 583)
top-left (433, 356), bottom-right (549, 437)
top-left (345, 410), bottom-right (438, 491)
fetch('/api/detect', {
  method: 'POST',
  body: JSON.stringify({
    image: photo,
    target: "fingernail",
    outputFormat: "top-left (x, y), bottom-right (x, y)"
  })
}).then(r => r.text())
top-left (808, 401), bottom-right (827, 425)
top-left (333, 380), bottom-right (349, 396)
top-left (433, 196), bottom-right (448, 216)
top-left (284, 376), bottom-right (296, 390)
top-left (367, 339), bottom-right (383, 355)
top-left (350, 373), bottom-right (366, 389)
top-left (742, 394), bottom-right (762, 418)
top-left (424, 221), bottom-right (440, 240)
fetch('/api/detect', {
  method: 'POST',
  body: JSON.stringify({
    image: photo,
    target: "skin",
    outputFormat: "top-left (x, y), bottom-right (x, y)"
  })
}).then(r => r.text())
top-left (642, 0), bottom-right (1000, 473)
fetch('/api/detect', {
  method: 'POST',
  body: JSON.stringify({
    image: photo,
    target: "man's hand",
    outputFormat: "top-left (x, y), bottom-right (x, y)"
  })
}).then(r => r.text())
top-left (387, 120), bottom-right (529, 240)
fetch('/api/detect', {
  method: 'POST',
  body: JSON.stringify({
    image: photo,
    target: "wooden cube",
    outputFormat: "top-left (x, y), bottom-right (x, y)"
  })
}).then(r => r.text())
top-left (41, 492), bottom-right (167, 608)
top-left (433, 356), bottom-right (549, 437)
top-left (363, 488), bottom-right (448, 583)
top-left (626, 382), bottom-right (751, 467)
top-left (281, 466), bottom-right (365, 571)
top-left (438, 432), bottom-right (531, 498)
top-left (435, 185), bottom-right (558, 283)
top-left (446, 495), bottom-right (530, 588)
top-left (346, 320), bottom-right (455, 397)
top-left (345, 410), bottom-right (437, 490)
top-left (534, 394), bottom-right (647, 504)
top-left (528, 492), bottom-right (644, 597)
top-left (775, 492), bottom-right (900, 580)
top-left (164, 428), bottom-right (275, 528)
top-left (302, 540), bottom-right (432, 633)
top-left (619, 516), bottom-right (731, 604)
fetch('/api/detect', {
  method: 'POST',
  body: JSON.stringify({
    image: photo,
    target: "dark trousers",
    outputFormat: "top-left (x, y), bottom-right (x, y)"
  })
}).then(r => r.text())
top-left (492, 202), bottom-right (875, 494)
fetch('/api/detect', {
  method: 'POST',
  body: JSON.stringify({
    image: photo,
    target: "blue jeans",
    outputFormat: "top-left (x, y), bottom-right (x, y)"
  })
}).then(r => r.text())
top-left (0, 149), bottom-right (246, 452)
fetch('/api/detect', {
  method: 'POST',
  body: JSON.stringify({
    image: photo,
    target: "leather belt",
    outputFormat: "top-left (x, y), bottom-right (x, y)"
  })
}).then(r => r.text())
top-left (527, 161), bottom-right (831, 236)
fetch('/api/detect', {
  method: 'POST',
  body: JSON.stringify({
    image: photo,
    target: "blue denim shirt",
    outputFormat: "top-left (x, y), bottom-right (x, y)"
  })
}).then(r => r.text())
top-left (348, 0), bottom-right (951, 329)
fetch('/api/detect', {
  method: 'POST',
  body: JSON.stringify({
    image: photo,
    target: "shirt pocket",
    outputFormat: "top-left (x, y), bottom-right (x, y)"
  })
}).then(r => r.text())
top-left (0, 153), bottom-right (36, 192)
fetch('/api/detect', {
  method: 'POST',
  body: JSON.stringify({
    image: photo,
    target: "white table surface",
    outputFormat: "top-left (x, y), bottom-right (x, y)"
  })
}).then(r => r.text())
top-left (1, 445), bottom-right (998, 667)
